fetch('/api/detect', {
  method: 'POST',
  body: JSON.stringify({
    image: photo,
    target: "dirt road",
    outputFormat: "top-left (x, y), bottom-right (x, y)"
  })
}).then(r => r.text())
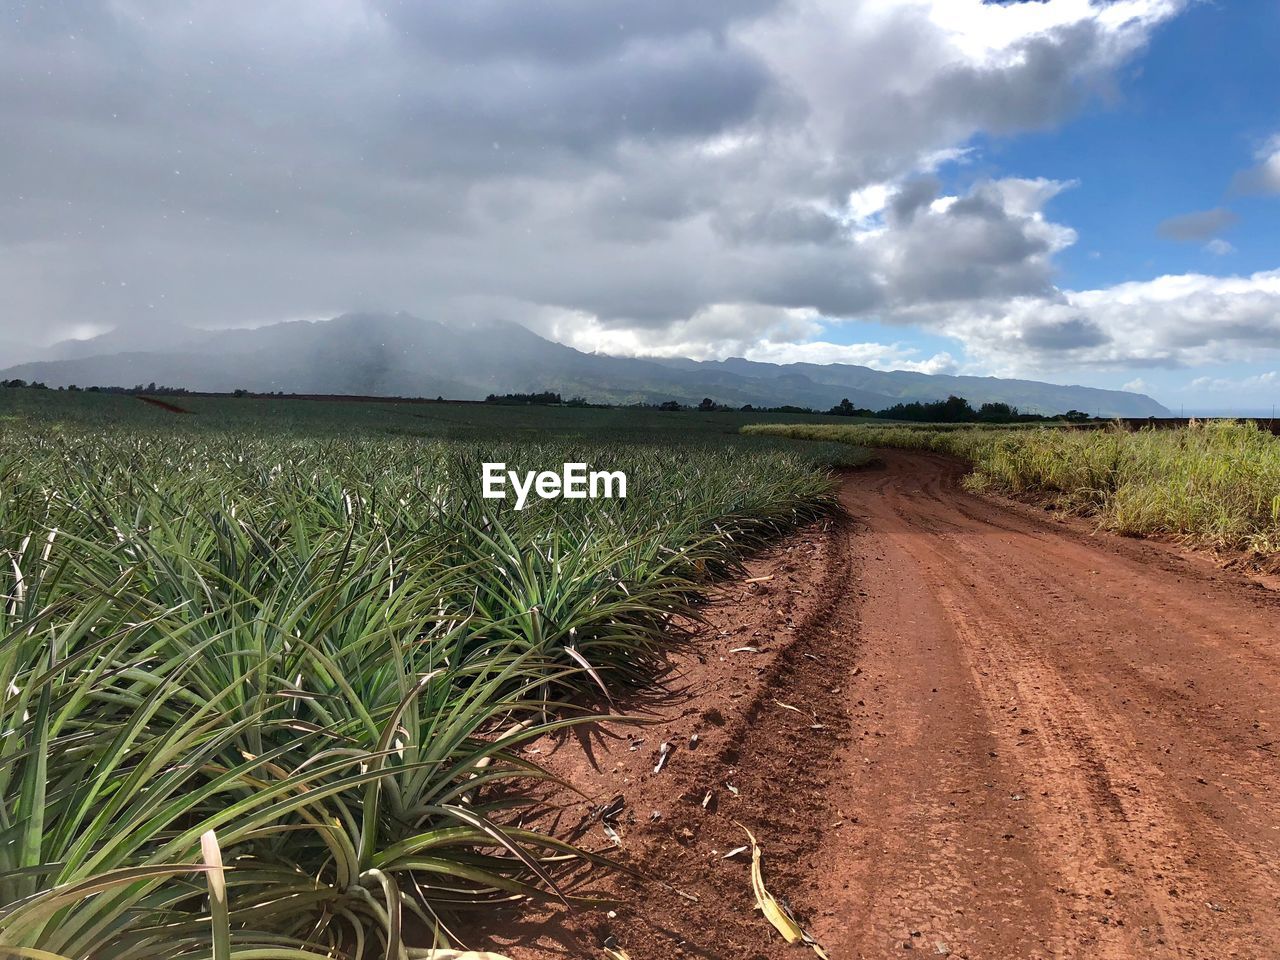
top-left (476, 451), bottom-right (1280, 960)
top-left (817, 450), bottom-right (1280, 959)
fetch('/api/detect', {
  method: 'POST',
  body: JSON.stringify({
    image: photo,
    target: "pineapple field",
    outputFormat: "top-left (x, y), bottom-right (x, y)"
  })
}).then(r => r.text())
top-left (0, 392), bottom-right (856, 958)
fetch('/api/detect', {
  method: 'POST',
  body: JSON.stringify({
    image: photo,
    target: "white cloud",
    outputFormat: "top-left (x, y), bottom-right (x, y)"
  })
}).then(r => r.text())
top-left (1204, 238), bottom-right (1234, 256)
top-left (524, 300), bottom-right (959, 373)
top-left (845, 183), bottom-right (894, 228)
top-left (909, 269), bottom-right (1280, 375)
top-left (742, 340), bottom-right (959, 374)
top-left (534, 303), bottom-right (825, 361)
top-left (449, 167), bottom-right (1280, 384)
top-left (0, 0), bottom-right (1189, 354)
top-left (1188, 371), bottom-right (1278, 393)
top-left (1122, 377), bottom-right (1150, 393)
top-left (919, 0), bottom-right (1181, 62)
top-left (1232, 133), bottom-right (1280, 195)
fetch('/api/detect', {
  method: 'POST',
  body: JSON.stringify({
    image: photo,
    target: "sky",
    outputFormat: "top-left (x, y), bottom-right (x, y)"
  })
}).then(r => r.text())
top-left (1, 0), bottom-right (1278, 413)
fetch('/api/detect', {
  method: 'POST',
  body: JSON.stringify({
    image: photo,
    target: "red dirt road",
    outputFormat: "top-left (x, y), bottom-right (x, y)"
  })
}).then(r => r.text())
top-left (819, 451), bottom-right (1280, 959)
top-left (475, 451), bottom-right (1280, 959)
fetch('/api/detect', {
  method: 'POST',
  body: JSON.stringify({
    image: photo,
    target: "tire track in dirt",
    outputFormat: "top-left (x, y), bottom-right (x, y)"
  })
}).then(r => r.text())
top-left (468, 517), bottom-right (870, 959)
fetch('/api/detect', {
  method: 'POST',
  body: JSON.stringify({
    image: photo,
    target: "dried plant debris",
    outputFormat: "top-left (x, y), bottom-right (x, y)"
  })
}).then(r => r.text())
top-left (739, 824), bottom-right (830, 959)
top-left (653, 740), bottom-right (673, 773)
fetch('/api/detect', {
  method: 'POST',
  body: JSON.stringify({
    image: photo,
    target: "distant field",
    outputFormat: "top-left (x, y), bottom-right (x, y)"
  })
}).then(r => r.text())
top-left (1, 386), bottom-right (874, 444)
top-left (0, 388), bottom-right (865, 956)
top-left (745, 420), bottom-right (1280, 560)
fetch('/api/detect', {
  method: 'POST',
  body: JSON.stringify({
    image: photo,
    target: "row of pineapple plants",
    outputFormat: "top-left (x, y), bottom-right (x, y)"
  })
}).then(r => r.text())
top-left (1, 428), bottom-right (836, 958)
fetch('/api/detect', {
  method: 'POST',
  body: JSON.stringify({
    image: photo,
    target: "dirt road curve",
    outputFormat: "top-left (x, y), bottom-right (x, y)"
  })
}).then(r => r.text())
top-left (475, 451), bottom-right (1280, 960)
top-left (819, 451), bottom-right (1280, 959)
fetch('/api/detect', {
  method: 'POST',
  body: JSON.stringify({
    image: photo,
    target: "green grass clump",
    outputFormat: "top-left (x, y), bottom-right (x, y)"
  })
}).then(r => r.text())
top-left (0, 399), bottom-right (840, 958)
top-left (744, 420), bottom-right (1280, 558)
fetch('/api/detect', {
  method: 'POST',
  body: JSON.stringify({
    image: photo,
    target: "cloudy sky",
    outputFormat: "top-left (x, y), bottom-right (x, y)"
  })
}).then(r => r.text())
top-left (2, 0), bottom-right (1278, 411)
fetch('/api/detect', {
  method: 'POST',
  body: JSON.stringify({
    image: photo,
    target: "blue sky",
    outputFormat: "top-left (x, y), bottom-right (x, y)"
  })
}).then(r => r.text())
top-left (821, 0), bottom-right (1280, 413)
top-left (985, 2), bottom-right (1279, 289)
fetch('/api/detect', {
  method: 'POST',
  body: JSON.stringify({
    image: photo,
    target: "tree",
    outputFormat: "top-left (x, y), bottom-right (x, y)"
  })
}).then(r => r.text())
top-left (828, 398), bottom-right (872, 417)
top-left (937, 394), bottom-right (974, 422)
top-left (977, 401), bottom-right (1017, 422)
top-left (698, 397), bottom-right (717, 411)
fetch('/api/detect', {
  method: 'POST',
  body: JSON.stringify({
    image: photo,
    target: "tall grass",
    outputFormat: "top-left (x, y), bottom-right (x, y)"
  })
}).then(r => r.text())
top-left (744, 420), bottom-right (1280, 558)
top-left (0, 420), bottom-right (836, 957)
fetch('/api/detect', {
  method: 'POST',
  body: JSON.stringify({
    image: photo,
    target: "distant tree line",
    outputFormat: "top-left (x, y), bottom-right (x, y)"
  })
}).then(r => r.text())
top-left (645, 393), bottom-right (1095, 422)
top-left (483, 391), bottom-right (604, 407)
top-left (654, 398), bottom-right (742, 412)
top-left (647, 397), bottom-right (833, 414)
top-left (484, 391), bottom-right (563, 405)
top-left (1, 379), bottom-right (198, 395)
top-left (827, 394), bottom-right (1091, 423)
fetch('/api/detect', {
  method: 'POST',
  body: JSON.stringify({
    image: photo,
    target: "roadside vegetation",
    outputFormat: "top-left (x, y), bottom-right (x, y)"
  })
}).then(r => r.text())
top-left (744, 420), bottom-right (1280, 559)
top-left (0, 395), bottom-right (850, 958)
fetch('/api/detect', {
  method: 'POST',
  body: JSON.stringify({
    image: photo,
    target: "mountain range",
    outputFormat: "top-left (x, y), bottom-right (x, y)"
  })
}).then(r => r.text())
top-left (0, 312), bottom-right (1170, 416)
